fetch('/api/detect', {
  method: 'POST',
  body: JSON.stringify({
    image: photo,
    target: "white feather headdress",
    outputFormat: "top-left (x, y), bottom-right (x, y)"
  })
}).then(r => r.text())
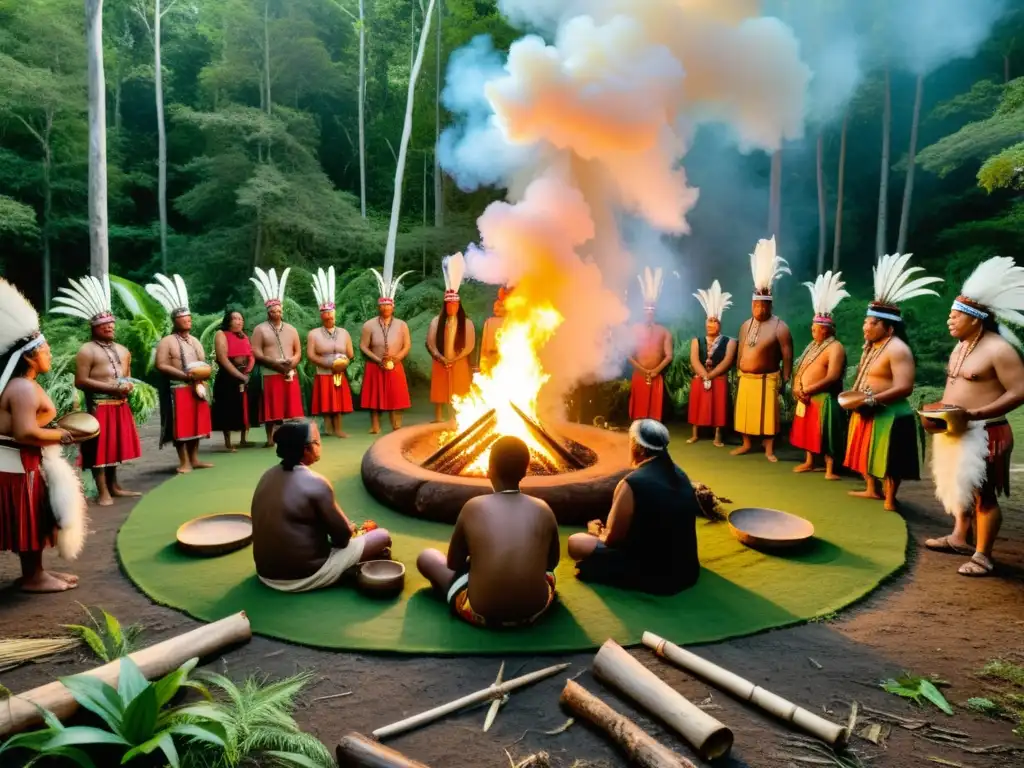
top-left (145, 274), bottom-right (191, 318)
top-left (51, 275), bottom-right (115, 326)
top-left (868, 253), bottom-right (942, 322)
top-left (693, 280), bottom-right (732, 320)
top-left (638, 267), bottom-right (663, 308)
top-left (311, 266), bottom-right (336, 312)
top-left (750, 236), bottom-right (790, 299)
top-left (0, 278), bottom-right (44, 397)
top-left (370, 267), bottom-right (414, 306)
top-left (957, 256), bottom-right (1024, 348)
top-left (251, 267), bottom-right (291, 308)
top-left (804, 271), bottom-right (850, 324)
top-left (443, 253), bottom-right (466, 303)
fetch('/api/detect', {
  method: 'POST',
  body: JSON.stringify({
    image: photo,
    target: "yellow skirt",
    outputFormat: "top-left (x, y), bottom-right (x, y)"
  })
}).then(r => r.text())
top-left (734, 371), bottom-right (780, 437)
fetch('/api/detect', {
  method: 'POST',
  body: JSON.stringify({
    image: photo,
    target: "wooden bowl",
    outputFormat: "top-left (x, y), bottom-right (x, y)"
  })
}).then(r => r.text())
top-left (728, 507), bottom-right (815, 552)
top-left (57, 412), bottom-right (101, 443)
top-left (176, 513), bottom-right (253, 557)
top-left (837, 390), bottom-right (864, 410)
top-left (186, 362), bottom-right (213, 381)
top-left (356, 560), bottom-right (405, 599)
top-left (917, 402), bottom-right (968, 436)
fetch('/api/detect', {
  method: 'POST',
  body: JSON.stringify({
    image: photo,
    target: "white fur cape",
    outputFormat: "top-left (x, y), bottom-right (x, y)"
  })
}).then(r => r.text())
top-left (929, 423), bottom-right (989, 517)
top-left (41, 446), bottom-right (88, 560)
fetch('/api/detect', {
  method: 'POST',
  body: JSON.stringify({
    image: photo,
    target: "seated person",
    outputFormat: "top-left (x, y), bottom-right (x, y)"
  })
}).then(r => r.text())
top-left (252, 420), bottom-right (391, 592)
top-left (568, 419), bottom-right (700, 595)
top-left (416, 436), bottom-right (560, 628)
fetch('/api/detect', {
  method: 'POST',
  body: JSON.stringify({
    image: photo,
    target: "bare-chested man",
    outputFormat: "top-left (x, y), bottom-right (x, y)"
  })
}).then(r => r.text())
top-left (841, 254), bottom-right (941, 511)
top-left (688, 281), bottom-right (736, 446)
top-left (479, 286), bottom-right (510, 373)
top-left (629, 267), bottom-right (673, 422)
top-left (51, 274), bottom-right (141, 506)
top-left (733, 237), bottom-right (793, 461)
top-left (790, 272), bottom-right (849, 479)
top-left (427, 255), bottom-right (475, 423)
top-left (361, 270), bottom-right (413, 434)
top-left (251, 267), bottom-right (304, 446)
top-left (148, 273), bottom-right (214, 474)
top-left (308, 268), bottom-right (353, 438)
top-left (922, 257), bottom-right (1024, 577)
top-left (416, 436), bottom-right (560, 628)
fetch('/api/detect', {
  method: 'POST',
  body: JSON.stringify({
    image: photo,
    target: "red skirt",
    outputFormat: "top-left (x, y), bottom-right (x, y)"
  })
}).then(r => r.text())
top-left (789, 398), bottom-right (822, 454)
top-left (429, 358), bottom-right (473, 404)
top-left (687, 376), bottom-right (728, 427)
top-left (312, 374), bottom-right (354, 415)
top-left (361, 362), bottom-right (411, 411)
top-left (261, 373), bottom-right (305, 423)
top-left (81, 400), bottom-right (142, 469)
top-left (173, 386), bottom-right (212, 442)
top-left (628, 371), bottom-right (664, 421)
top-left (983, 421), bottom-right (1013, 499)
top-left (0, 446), bottom-right (56, 553)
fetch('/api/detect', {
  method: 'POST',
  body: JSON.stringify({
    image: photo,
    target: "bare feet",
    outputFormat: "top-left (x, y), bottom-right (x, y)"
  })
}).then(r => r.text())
top-left (824, 473), bottom-right (841, 481)
top-left (765, 454), bottom-right (778, 463)
top-left (96, 495), bottom-right (114, 507)
top-left (112, 487), bottom-right (142, 498)
top-left (793, 461), bottom-right (814, 473)
top-left (713, 441), bottom-right (725, 448)
top-left (730, 446), bottom-right (751, 456)
top-left (369, 427), bottom-right (380, 435)
top-left (50, 571), bottom-right (79, 585)
top-left (848, 488), bottom-right (883, 500)
top-left (686, 437), bottom-right (698, 444)
top-left (19, 571), bottom-right (78, 593)
top-left (176, 465), bottom-right (192, 475)
top-left (262, 441), bottom-right (274, 449)
top-left (884, 499), bottom-right (898, 512)
top-left (192, 462), bottom-right (214, 470)
top-left (238, 440), bottom-right (254, 448)
top-left (337, 431), bottom-right (349, 438)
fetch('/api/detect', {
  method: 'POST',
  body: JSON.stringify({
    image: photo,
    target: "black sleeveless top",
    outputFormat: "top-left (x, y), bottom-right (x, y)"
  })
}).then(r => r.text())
top-left (696, 336), bottom-right (731, 370)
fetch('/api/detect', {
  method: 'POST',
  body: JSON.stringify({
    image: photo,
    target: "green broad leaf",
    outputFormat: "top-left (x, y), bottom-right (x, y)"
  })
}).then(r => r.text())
top-left (37, 704), bottom-right (67, 733)
top-left (0, 728), bottom-right (59, 756)
top-left (166, 721), bottom-right (226, 747)
top-left (42, 726), bottom-right (130, 749)
top-left (161, 702), bottom-right (233, 727)
top-left (101, 610), bottom-right (125, 655)
top-left (122, 731), bottom-right (178, 767)
top-left (58, 675), bottom-right (125, 733)
top-left (64, 624), bottom-right (111, 662)
top-left (120, 685), bottom-right (159, 745)
top-left (918, 679), bottom-right (954, 715)
top-left (110, 275), bottom-right (167, 328)
top-left (263, 750), bottom-right (330, 768)
top-left (39, 745), bottom-right (99, 768)
top-left (152, 658), bottom-right (199, 710)
top-left (117, 656), bottom-right (150, 707)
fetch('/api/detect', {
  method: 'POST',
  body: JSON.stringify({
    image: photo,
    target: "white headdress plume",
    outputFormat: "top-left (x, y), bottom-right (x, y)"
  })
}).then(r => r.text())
top-left (693, 280), bottom-right (732, 320)
top-left (803, 271), bottom-right (850, 324)
top-left (442, 252), bottom-right (466, 303)
top-left (251, 267), bottom-right (291, 308)
top-left (311, 266), bottom-right (336, 312)
top-left (750, 236), bottom-right (790, 299)
top-left (51, 275), bottom-right (114, 326)
top-left (145, 273), bottom-right (191, 318)
top-left (638, 267), bottom-right (663, 309)
top-left (958, 256), bottom-right (1024, 348)
top-left (0, 278), bottom-right (44, 398)
top-left (869, 254), bottom-right (942, 322)
top-left (370, 267), bottom-right (414, 306)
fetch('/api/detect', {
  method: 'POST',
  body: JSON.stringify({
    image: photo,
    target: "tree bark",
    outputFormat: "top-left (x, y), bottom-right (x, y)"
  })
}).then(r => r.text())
top-left (155, 0), bottom-right (169, 271)
top-left (896, 74), bottom-right (924, 255)
top-left (433, 0), bottom-right (443, 227)
top-left (816, 132), bottom-right (826, 274)
top-left (336, 732), bottom-right (432, 767)
top-left (86, 0), bottom-right (110, 279)
top-left (42, 117), bottom-right (53, 310)
top-left (832, 111), bottom-right (848, 272)
top-left (357, 0), bottom-right (366, 218)
top-left (768, 148), bottom-right (782, 244)
top-left (875, 67), bottom-right (891, 261)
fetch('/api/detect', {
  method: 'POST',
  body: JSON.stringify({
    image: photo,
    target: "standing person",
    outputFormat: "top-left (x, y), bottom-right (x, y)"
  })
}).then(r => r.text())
top-left (307, 267), bottom-right (354, 438)
top-left (212, 309), bottom-right (255, 452)
top-left (790, 272), bottom-right (849, 479)
top-left (360, 269), bottom-right (413, 434)
top-left (687, 280), bottom-right (736, 446)
top-left (427, 254), bottom-right (475, 423)
top-left (732, 236), bottom-right (794, 462)
top-left (841, 254), bottom-right (941, 511)
top-left (148, 273), bottom-right (214, 474)
top-left (628, 267), bottom-right (673, 422)
top-left (479, 286), bottom-right (511, 374)
top-left (250, 267), bottom-right (304, 447)
top-left (51, 274), bottom-right (142, 506)
top-left (922, 257), bottom-right (1024, 576)
top-left (0, 278), bottom-right (88, 592)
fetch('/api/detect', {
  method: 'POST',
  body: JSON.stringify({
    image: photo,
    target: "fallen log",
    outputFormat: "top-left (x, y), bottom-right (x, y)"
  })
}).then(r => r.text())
top-left (561, 680), bottom-right (698, 768)
top-left (336, 732), bottom-right (432, 767)
top-left (0, 611), bottom-right (252, 737)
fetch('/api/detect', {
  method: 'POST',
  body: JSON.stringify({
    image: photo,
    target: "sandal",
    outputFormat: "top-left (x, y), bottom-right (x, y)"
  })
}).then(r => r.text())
top-left (958, 552), bottom-right (994, 577)
top-left (924, 535), bottom-right (973, 556)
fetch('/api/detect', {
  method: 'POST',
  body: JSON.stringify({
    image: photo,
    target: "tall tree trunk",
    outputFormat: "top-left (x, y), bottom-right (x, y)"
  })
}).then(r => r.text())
top-left (815, 132), bottom-right (826, 274)
top-left (433, 0), bottom-right (443, 227)
top-left (875, 67), bottom-right (891, 261)
top-left (831, 111), bottom-right (848, 272)
top-left (86, 0), bottom-right (110, 279)
top-left (155, 0), bottom-right (169, 271)
top-left (896, 74), bottom-right (924, 255)
top-left (357, 0), bottom-right (366, 218)
top-left (768, 148), bottom-right (782, 243)
top-left (42, 119), bottom-right (53, 310)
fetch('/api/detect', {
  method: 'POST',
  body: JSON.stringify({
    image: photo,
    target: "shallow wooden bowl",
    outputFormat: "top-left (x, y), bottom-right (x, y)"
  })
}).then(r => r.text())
top-left (57, 412), bottom-right (101, 443)
top-left (356, 560), bottom-right (405, 599)
top-left (917, 402), bottom-right (968, 436)
top-left (728, 507), bottom-right (815, 551)
top-left (837, 390), bottom-right (863, 410)
top-left (176, 513), bottom-right (253, 557)
top-left (186, 362), bottom-right (213, 381)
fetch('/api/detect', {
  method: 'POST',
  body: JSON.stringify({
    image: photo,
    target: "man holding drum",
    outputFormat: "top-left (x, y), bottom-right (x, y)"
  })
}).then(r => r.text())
top-left (307, 267), bottom-right (354, 438)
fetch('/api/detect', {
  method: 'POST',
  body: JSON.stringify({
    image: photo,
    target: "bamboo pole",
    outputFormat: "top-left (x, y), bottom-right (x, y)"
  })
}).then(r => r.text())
top-left (0, 612), bottom-right (252, 737)
top-left (592, 640), bottom-right (732, 760)
top-left (643, 632), bottom-right (848, 748)
top-left (561, 681), bottom-right (698, 768)
top-left (373, 663), bottom-right (571, 741)
top-left (337, 732), bottom-right (432, 767)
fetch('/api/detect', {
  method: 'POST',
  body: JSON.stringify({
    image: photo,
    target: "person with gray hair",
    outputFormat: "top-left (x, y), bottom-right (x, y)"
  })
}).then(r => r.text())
top-left (568, 419), bottom-right (700, 595)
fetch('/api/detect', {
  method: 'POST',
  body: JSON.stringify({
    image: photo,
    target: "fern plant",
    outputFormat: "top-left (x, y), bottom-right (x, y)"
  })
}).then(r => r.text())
top-left (64, 605), bottom-right (143, 663)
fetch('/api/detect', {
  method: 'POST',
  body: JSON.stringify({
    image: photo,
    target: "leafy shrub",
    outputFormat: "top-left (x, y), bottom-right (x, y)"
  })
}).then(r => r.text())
top-left (64, 605), bottom-right (143, 663)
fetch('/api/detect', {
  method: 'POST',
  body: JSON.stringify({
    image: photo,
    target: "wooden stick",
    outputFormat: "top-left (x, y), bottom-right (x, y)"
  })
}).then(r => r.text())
top-left (642, 632), bottom-right (848, 748)
top-left (0, 612), bottom-right (252, 737)
top-left (561, 680), bottom-right (698, 768)
top-left (592, 640), bottom-right (732, 760)
top-left (373, 662), bottom-right (570, 741)
top-left (337, 732), bottom-right (432, 767)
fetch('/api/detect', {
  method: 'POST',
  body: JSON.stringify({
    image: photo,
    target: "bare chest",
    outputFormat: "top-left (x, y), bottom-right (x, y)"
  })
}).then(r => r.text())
top-left (368, 322), bottom-right (401, 352)
top-left (312, 328), bottom-right (346, 355)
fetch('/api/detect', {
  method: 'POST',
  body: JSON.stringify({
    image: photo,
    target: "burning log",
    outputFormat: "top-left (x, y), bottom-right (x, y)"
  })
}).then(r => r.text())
top-left (420, 409), bottom-right (497, 473)
top-left (510, 402), bottom-right (587, 470)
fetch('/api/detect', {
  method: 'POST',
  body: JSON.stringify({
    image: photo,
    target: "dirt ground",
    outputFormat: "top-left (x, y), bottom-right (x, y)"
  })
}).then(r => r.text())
top-left (2, 418), bottom-right (1023, 768)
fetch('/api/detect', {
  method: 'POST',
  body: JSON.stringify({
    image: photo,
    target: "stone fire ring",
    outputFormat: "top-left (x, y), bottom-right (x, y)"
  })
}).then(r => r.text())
top-left (361, 421), bottom-right (631, 526)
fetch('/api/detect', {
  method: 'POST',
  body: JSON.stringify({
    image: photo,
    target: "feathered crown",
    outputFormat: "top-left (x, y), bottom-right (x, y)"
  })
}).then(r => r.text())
top-left (0, 278), bottom-right (44, 397)
top-left (442, 253), bottom-right (466, 303)
top-left (638, 267), bottom-right (663, 309)
top-left (957, 256), bottom-right (1024, 348)
top-left (51, 275), bottom-right (115, 326)
top-left (750, 236), bottom-right (790, 299)
top-left (868, 254), bottom-right (942, 322)
top-left (693, 280), bottom-right (732, 320)
top-left (803, 271), bottom-right (850, 325)
top-left (370, 267), bottom-right (414, 307)
top-left (145, 274), bottom-right (192, 318)
top-left (311, 266), bottom-right (336, 312)
top-left (251, 267), bottom-right (291, 309)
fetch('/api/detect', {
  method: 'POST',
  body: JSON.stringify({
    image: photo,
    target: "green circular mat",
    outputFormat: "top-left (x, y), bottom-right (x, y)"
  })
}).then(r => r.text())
top-left (117, 415), bottom-right (907, 655)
